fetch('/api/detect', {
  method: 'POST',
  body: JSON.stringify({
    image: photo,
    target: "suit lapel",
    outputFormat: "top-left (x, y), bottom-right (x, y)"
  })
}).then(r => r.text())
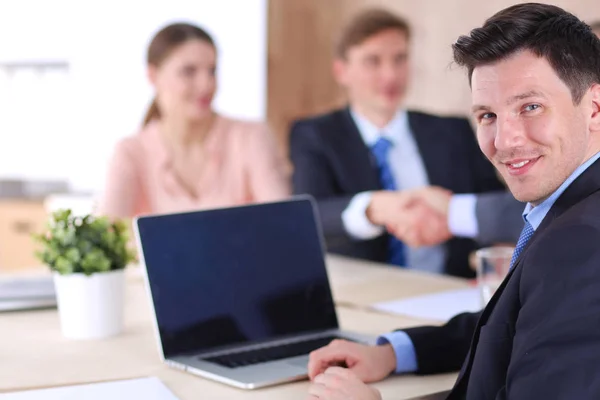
top-left (408, 112), bottom-right (448, 187)
top-left (328, 108), bottom-right (381, 191)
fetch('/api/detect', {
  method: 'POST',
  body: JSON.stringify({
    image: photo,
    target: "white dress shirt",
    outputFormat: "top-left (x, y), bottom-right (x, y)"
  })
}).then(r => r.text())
top-left (448, 194), bottom-right (478, 237)
top-left (341, 109), bottom-right (446, 274)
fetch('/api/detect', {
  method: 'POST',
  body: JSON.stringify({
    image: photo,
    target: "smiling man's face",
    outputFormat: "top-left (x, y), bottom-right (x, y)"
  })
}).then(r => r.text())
top-left (471, 50), bottom-right (597, 205)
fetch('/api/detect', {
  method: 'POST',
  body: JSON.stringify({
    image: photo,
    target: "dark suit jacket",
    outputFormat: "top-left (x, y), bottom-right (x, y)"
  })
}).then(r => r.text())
top-left (405, 157), bottom-right (600, 399)
top-left (475, 191), bottom-right (525, 245)
top-left (290, 108), bottom-right (505, 278)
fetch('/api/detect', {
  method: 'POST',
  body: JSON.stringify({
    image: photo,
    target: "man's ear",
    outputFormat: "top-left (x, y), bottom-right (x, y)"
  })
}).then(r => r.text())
top-left (332, 58), bottom-right (348, 87)
top-left (589, 83), bottom-right (600, 133)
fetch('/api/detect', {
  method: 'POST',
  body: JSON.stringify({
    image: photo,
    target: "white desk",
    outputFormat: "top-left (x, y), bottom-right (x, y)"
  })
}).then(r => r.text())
top-left (1, 255), bottom-right (465, 398)
top-left (327, 255), bottom-right (470, 308)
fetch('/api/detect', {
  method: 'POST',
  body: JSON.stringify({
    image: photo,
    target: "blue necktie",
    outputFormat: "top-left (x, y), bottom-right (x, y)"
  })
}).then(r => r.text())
top-left (371, 137), bottom-right (406, 267)
top-left (510, 220), bottom-right (534, 269)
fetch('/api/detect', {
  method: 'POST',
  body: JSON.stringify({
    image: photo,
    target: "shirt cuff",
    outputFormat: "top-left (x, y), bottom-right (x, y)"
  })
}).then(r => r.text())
top-left (376, 331), bottom-right (418, 374)
top-left (341, 192), bottom-right (385, 240)
top-left (448, 194), bottom-right (479, 238)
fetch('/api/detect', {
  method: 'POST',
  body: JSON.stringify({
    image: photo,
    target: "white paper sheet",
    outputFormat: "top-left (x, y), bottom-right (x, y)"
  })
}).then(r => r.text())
top-left (372, 288), bottom-right (483, 322)
top-left (0, 377), bottom-right (180, 400)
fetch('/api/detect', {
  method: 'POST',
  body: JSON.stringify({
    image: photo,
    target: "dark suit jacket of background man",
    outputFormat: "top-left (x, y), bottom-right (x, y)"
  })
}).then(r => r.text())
top-left (403, 157), bottom-right (600, 399)
top-left (290, 107), bottom-right (505, 278)
top-left (475, 190), bottom-right (524, 245)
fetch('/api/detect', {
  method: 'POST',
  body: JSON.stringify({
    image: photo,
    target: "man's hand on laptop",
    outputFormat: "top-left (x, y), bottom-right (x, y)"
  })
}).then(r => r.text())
top-left (308, 339), bottom-right (396, 382)
top-left (307, 366), bottom-right (382, 400)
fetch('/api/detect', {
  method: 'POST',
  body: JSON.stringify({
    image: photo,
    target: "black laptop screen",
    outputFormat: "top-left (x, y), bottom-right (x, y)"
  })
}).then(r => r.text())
top-left (136, 198), bottom-right (339, 358)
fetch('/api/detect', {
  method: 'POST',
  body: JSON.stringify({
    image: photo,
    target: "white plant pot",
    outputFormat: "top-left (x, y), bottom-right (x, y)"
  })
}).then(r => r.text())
top-left (53, 269), bottom-right (125, 340)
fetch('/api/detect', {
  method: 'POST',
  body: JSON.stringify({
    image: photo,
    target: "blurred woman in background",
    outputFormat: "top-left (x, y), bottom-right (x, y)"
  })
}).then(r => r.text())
top-left (98, 23), bottom-right (289, 218)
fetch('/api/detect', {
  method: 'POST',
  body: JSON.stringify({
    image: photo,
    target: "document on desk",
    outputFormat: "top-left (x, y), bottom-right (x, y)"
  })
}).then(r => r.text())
top-left (372, 288), bottom-right (482, 322)
top-left (0, 377), bottom-right (180, 400)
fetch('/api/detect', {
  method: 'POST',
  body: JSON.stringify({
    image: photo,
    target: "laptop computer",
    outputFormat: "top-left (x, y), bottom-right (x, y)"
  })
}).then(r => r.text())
top-left (134, 197), bottom-right (373, 389)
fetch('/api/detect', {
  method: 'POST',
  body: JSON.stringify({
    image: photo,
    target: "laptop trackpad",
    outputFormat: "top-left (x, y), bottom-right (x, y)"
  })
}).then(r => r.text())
top-left (286, 355), bottom-right (309, 369)
top-left (286, 351), bottom-right (353, 368)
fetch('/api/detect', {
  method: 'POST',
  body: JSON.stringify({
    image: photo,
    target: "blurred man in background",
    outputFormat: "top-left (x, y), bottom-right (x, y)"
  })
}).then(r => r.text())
top-left (290, 9), bottom-right (507, 278)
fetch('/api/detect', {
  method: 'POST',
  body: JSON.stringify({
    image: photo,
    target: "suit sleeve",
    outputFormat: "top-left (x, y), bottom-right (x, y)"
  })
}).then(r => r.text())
top-left (289, 121), bottom-right (355, 240)
top-left (475, 191), bottom-right (525, 245)
top-left (402, 311), bottom-right (481, 374)
top-left (500, 223), bottom-right (600, 399)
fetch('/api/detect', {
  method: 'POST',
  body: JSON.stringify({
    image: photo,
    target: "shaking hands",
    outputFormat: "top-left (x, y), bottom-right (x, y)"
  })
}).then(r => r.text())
top-left (366, 186), bottom-right (453, 247)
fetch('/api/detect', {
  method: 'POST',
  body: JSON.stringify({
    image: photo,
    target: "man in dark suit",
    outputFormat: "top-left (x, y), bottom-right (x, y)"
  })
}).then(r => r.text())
top-left (306, 4), bottom-right (600, 400)
top-left (290, 9), bottom-right (505, 278)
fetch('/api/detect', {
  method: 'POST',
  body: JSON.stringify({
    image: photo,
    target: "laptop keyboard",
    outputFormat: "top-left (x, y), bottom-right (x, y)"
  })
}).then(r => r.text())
top-left (201, 335), bottom-right (347, 368)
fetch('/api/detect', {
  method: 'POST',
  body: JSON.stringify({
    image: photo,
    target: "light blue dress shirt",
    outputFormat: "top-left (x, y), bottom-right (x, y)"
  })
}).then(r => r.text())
top-left (448, 194), bottom-right (479, 238)
top-left (341, 109), bottom-right (446, 274)
top-left (378, 151), bottom-right (600, 374)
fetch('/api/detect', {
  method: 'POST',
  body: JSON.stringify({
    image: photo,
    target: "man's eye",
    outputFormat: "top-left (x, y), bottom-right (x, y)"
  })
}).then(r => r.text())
top-left (524, 104), bottom-right (540, 112)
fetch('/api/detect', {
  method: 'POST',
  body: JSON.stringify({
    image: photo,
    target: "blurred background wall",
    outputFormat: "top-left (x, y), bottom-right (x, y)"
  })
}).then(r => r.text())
top-left (0, 0), bottom-right (267, 193)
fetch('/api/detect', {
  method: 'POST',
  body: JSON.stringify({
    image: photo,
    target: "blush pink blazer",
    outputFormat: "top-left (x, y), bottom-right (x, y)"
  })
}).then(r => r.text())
top-left (98, 115), bottom-right (291, 218)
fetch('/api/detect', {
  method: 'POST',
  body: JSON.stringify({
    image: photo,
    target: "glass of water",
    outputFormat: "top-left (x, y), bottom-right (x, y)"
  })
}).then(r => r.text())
top-left (475, 246), bottom-right (515, 306)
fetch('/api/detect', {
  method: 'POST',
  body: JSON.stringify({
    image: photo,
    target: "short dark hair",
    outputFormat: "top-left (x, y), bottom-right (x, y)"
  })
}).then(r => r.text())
top-left (590, 20), bottom-right (600, 32)
top-left (335, 9), bottom-right (410, 59)
top-left (452, 3), bottom-right (600, 104)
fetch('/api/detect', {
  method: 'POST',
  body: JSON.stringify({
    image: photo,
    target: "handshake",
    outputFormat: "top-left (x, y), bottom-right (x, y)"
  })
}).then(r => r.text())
top-left (366, 186), bottom-right (453, 247)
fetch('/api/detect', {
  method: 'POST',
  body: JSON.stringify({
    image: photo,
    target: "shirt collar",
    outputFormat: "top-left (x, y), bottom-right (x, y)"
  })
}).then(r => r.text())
top-left (524, 151), bottom-right (600, 230)
top-left (349, 108), bottom-right (409, 147)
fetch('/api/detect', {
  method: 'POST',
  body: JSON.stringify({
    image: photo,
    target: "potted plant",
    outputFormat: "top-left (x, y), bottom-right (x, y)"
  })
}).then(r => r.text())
top-left (35, 209), bottom-right (136, 340)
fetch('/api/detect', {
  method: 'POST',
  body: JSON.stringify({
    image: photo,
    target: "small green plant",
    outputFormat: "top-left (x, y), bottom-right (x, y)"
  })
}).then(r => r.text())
top-left (34, 209), bottom-right (136, 276)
